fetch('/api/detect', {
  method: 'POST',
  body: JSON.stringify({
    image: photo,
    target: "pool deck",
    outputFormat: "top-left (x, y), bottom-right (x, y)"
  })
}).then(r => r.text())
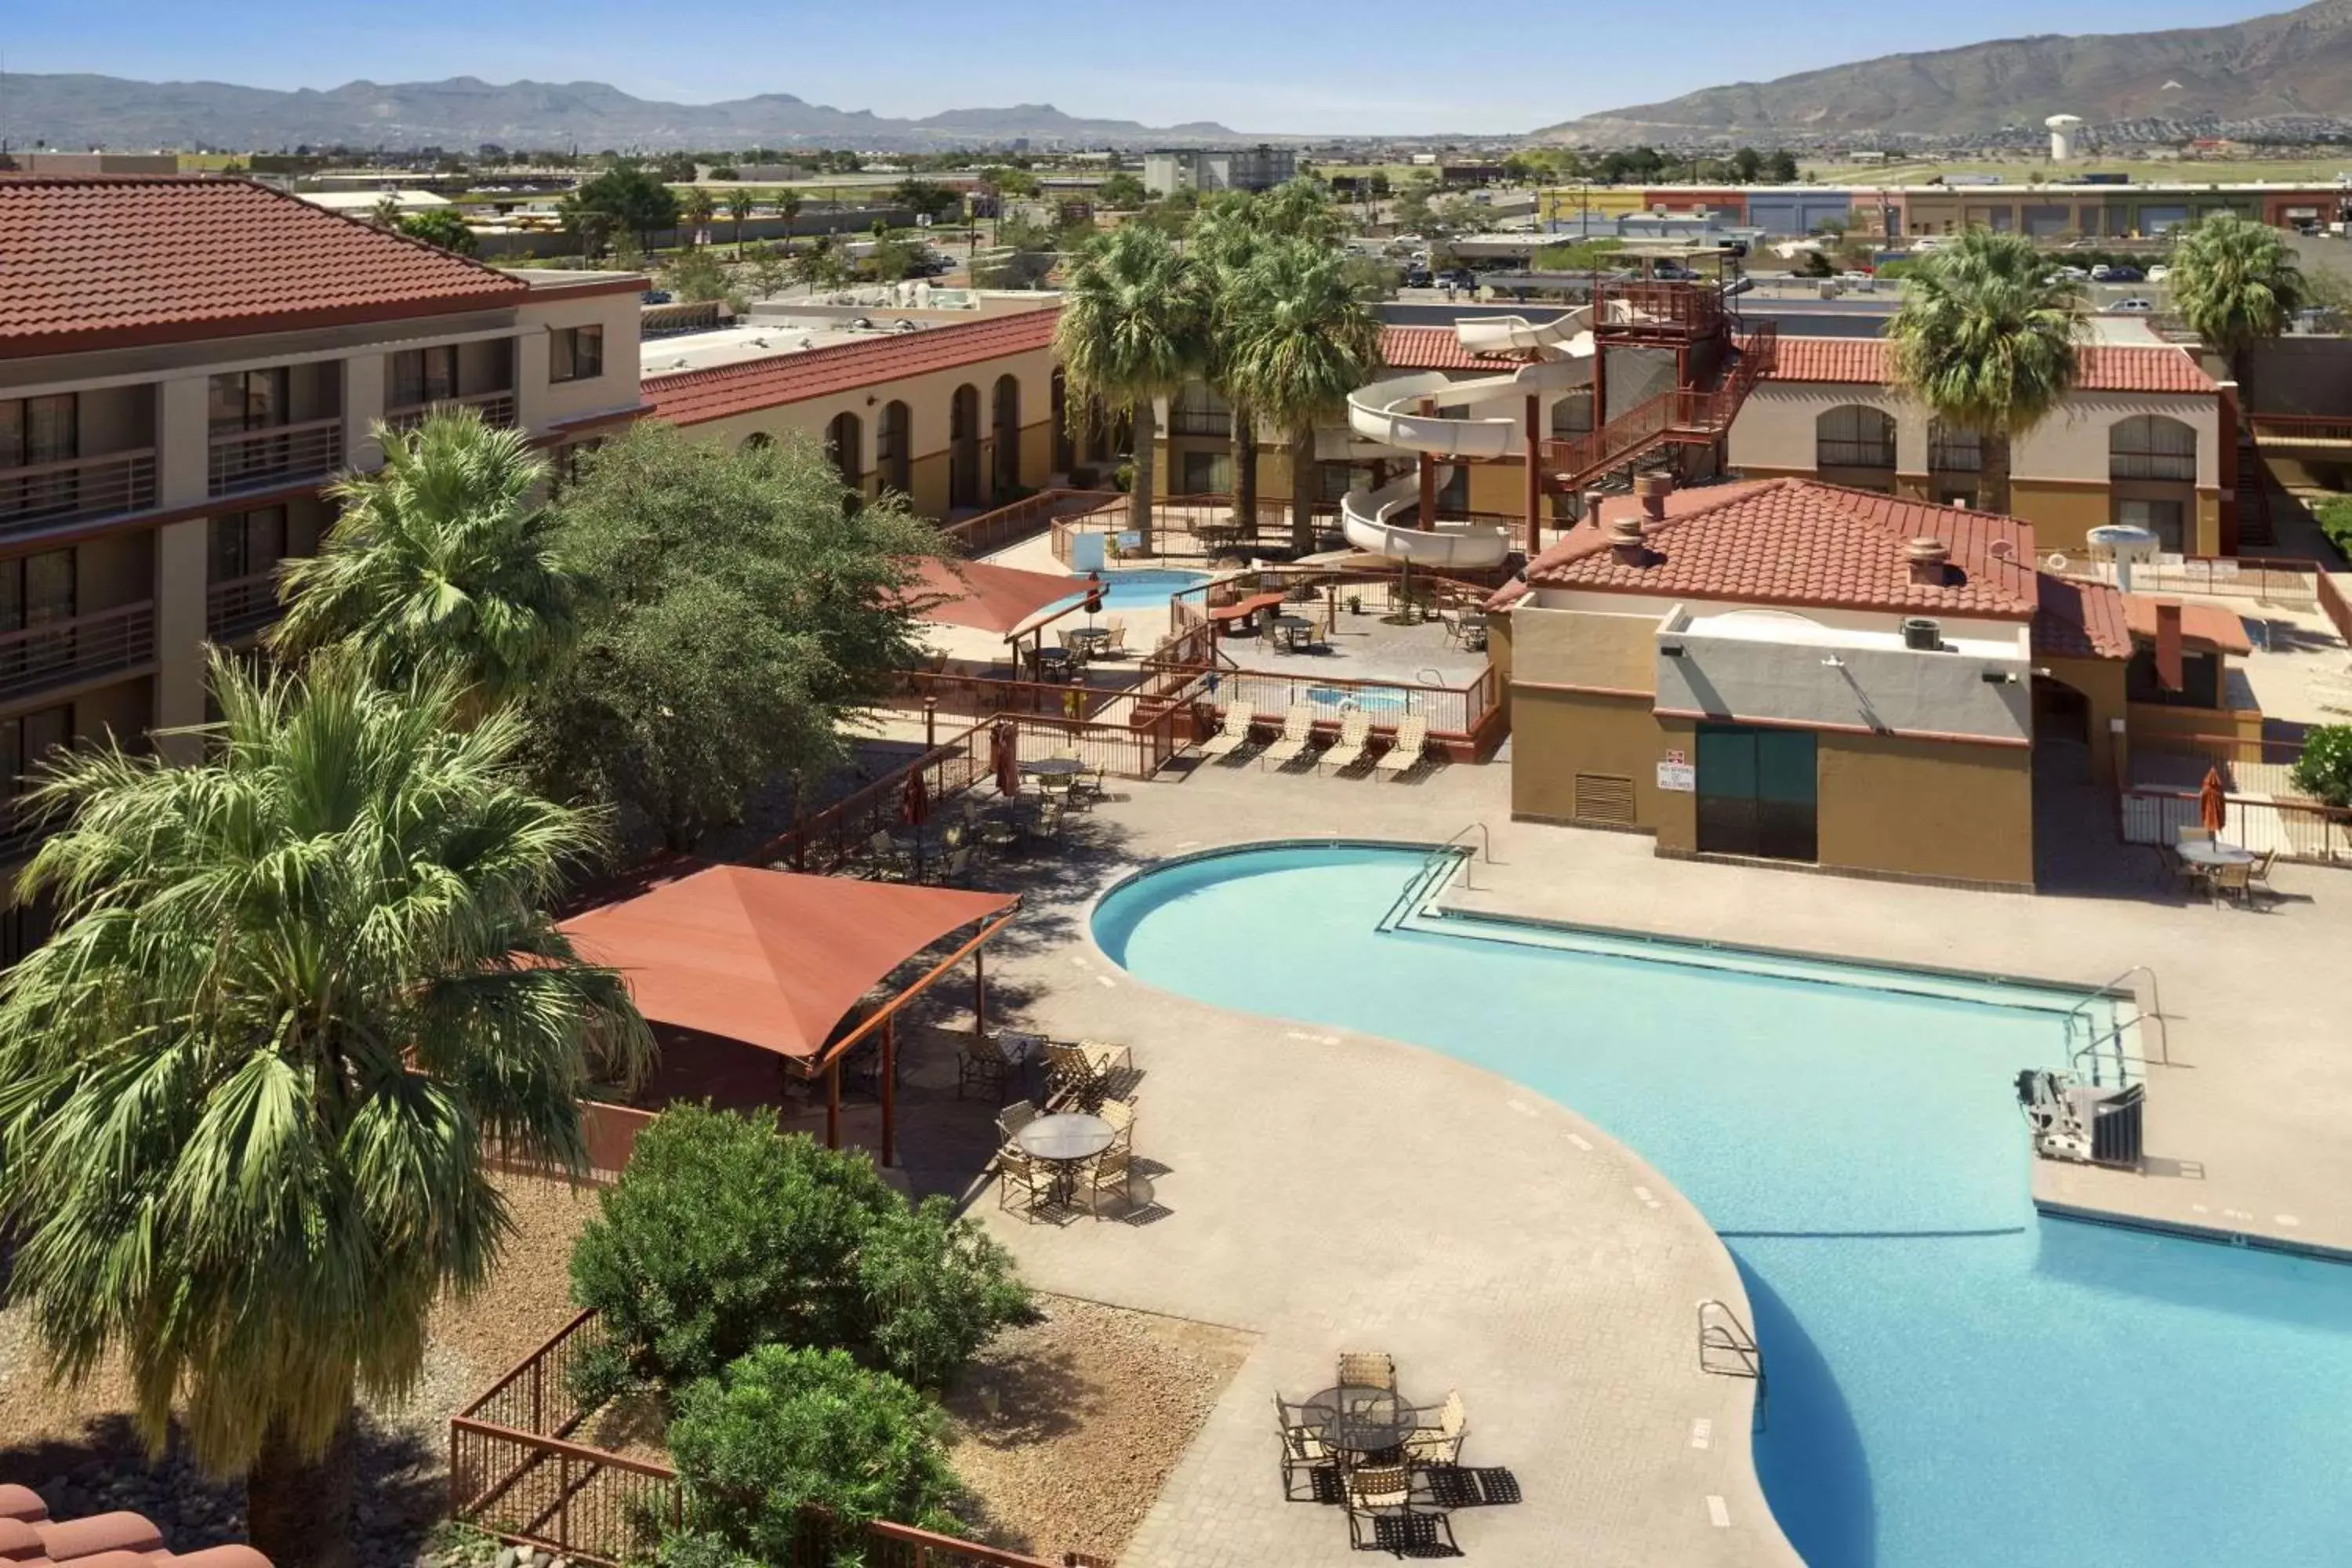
top-left (964, 748), bottom-right (2352, 1563)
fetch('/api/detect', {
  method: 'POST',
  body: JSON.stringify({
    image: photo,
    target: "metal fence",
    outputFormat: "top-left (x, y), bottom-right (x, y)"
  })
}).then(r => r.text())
top-left (760, 723), bottom-right (996, 873)
top-left (942, 488), bottom-right (1123, 557)
top-left (2122, 789), bottom-right (2352, 864)
top-left (2133, 732), bottom-right (2307, 799)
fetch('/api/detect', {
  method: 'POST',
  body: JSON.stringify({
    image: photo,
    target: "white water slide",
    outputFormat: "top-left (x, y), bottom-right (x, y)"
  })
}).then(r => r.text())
top-left (1339, 307), bottom-right (1597, 568)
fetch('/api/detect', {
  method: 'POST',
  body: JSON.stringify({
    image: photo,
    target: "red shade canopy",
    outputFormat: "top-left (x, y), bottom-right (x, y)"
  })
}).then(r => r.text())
top-left (560, 864), bottom-right (1018, 1063)
top-left (909, 557), bottom-right (1081, 634)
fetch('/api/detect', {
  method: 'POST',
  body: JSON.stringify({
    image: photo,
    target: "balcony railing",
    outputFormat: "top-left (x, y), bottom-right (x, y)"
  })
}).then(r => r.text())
top-left (1929, 438), bottom-right (1983, 474)
top-left (0, 601), bottom-right (155, 705)
top-left (385, 390), bottom-right (519, 434)
top-left (1817, 439), bottom-right (1896, 470)
top-left (206, 573), bottom-right (285, 641)
top-left (2110, 452), bottom-right (2197, 482)
top-left (209, 417), bottom-right (344, 497)
top-left (0, 449), bottom-right (159, 533)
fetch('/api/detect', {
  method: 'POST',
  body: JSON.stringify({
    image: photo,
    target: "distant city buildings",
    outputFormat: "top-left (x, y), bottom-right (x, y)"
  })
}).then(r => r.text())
top-left (1141, 145), bottom-right (1298, 197)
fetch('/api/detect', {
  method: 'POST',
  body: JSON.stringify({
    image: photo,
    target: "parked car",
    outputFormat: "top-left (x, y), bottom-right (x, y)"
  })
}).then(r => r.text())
top-left (1651, 264), bottom-right (1699, 281)
top-left (2055, 265), bottom-right (2089, 280)
top-left (2111, 297), bottom-right (2156, 314)
top-left (2105, 266), bottom-right (2145, 283)
top-left (641, 289), bottom-right (673, 305)
top-left (2147, 265), bottom-right (2170, 283)
top-left (1403, 267), bottom-right (1434, 289)
top-left (1437, 267), bottom-right (1477, 289)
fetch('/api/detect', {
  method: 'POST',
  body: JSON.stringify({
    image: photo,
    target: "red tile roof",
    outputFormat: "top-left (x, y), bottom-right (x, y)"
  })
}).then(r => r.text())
top-left (0, 176), bottom-right (529, 358)
top-left (643, 309), bottom-right (1060, 425)
top-left (1522, 477), bottom-right (2042, 619)
top-left (1377, 325), bottom-right (1493, 372)
top-left (2124, 592), bottom-right (2254, 655)
top-left (2031, 574), bottom-right (2134, 661)
top-left (0, 1483), bottom-right (269, 1568)
top-left (1766, 336), bottom-right (2215, 395)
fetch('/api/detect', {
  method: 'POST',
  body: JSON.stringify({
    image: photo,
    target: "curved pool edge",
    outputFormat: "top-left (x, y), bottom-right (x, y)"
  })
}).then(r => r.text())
top-left (1082, 835), bottom-right (1801, 1566)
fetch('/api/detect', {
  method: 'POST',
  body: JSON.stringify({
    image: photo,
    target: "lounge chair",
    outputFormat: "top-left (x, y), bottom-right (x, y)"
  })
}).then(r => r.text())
top-left (1276, 1396), bottom-right (1336, 1501)
top-left (1344, 1465), bottom-right (1454, 1555)
top-left (1321, 710), bottom-right (1374, 775)
top-left (1075, 1038), bottom-right (1133, 1075)
top-left (1404, 1390), bottom-right (1468, 1470)
top-left (1337, 1351), bottom-right (1398, 1392)
top-left (1198, 697), bottom-right (1256, 761)
top-left (1044, 1041), bottom-right (1109, 1109)
top-left (1260, 704), bottom-right (1319, 770)
top-left (1374, 714), bottom-right (1429, 780)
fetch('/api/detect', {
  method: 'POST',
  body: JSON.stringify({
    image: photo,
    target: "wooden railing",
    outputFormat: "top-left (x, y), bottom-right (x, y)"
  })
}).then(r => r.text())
top-left (208, 416), bottom-right (344, 496)
top-left (895, 670), bottom-right (1120, 724)
top-left (0, 448), bottom-right (158, 532)
top-left (943, 488), bottom-right (1123, 557)
top-left (1596, 280), bottom-right (1725, 336)
top-left (2320, 571), bottom-right (2352, 647)
top-left (0, 601), bottom-right (156, 702)
top-left (451, 1310), bottom-right (1073, 1568)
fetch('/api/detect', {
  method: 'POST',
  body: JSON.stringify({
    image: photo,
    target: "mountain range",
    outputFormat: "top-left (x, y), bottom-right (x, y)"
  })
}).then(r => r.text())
top-left (0, 74), bottom-right (1245, 152)
top-left (1548, 0), bottom-right (2352, 141)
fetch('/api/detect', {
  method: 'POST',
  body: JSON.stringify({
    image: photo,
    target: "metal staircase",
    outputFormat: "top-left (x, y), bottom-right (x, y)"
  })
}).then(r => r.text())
top-left (1537, 322), bottom-right (1778, 499)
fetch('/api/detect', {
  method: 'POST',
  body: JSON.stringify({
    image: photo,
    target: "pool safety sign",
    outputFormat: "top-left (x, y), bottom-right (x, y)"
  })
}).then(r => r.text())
top-left (1657, 751), bottom-right (1695, 793)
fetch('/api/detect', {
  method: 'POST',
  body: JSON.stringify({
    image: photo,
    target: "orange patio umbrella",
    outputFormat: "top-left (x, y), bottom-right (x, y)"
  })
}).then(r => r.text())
top-left (2198, 768), bottom-right (2227, 835)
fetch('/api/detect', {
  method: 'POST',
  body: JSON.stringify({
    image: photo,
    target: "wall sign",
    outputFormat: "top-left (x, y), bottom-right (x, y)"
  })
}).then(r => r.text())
top-left (1657, 760), bottom-right (1697, 793)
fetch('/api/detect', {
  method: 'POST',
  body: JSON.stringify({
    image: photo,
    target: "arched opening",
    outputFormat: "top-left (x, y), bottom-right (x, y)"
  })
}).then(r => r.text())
top-left (877, 401), bottom-right (912, 496)
top-left (1051, 369), bottom-right (1074, 474)
top-left (949, 383), bottom-right (982, 510)
top-left (825, 412), bottom-right (864, 495)
top-left (1815, 405), bottom-right (1896, 480)
top-left (991, 374), bottom-right (1022, 499)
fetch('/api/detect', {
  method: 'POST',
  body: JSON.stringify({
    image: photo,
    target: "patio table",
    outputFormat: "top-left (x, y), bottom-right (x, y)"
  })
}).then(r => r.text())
top-left (1014, 1111), bottom-right (1116, 1203)
top-left (1019, 757), bottom-right (1085, 779)
top-left (1272, 614), bottom-right (1316, 652)
top-left (2176, 840), bottom-right (2256, 869)
top-left (1301, 1385), bottom-right (1420, 1457)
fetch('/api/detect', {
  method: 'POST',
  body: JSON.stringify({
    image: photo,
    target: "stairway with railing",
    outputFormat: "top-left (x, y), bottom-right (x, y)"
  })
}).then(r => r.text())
top-left (2061, 965), bottom-right (2164, 1087)
top-left (2235, 426), bottom-right (2276, 547)
top-left (1537, 323), bottom-right (1778, 500)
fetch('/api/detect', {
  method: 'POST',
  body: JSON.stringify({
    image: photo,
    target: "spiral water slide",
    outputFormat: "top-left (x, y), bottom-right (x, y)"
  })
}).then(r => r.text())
top-left (1339, 307), bottom-right (1597, 568)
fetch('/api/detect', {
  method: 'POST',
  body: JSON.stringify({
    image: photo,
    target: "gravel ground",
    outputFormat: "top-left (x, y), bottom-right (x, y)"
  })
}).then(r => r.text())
top-left (942, 1294), bottom-right (1256, 1563)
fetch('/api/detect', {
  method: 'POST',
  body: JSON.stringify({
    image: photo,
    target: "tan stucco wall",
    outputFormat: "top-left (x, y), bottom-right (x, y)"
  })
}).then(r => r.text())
top-left (1814, 733), bottom-right (2034, 887)
top-left (1508, 686), bottom-right (1694, 845)
top-left (1510, 604), bottom-right (1659, 695)
top-left (2041, 654), bottom-right (2129, 784)
top-left (518, 285), bottom-right (646, 436)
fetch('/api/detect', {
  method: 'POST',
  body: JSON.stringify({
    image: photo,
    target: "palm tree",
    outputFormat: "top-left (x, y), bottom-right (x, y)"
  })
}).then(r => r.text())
top-left (1887, 230), bottom-right (2088, 514)
top-left (724, 188), bottom-right (755, 251)
top-left (368, 194), bottom-right (403, 231)
top-left (1224, 236), bottom-right (1383, 554)
top-left (681, 186), bottom-right (717, 248)
top-left (778, 189), bottom-right (804, 242)
top-left (1188, 191), bottom-right (1271, 532)
top-left (1055, 225), bottom-right (1209, 554)
top-left (2166, 212), bottom-right (2306, 395)
top-left (0, 651), bottom-right (651, 1568)
top-left (271, 406), bottom-right (578, 718)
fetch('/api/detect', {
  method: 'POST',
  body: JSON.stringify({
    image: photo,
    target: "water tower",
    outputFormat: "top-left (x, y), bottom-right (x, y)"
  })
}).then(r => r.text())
top-left (2046, 114), bottom-right (2084, 162)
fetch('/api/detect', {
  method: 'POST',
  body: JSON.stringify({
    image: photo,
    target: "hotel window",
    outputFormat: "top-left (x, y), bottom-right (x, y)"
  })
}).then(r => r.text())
top-left (391, 346), bottom-right (459, 409)
top-left (1, 395), bottom-right (78, 521)
top-left (209, 368), bottom-right (289, 435)
top-left (0, 550), bottom-right (78, 678)
top-left (1927, 420), bottom-right (1981, 474)
top-left (211, 506), bottom-right (289, 585)
top-left (2, 704), bottom-right (72, 808)
top-left (551, 325), bottom-right (604, 384)
top-left (1169, 382), bottom-right (1232, 437)
top-left (2110, 416), bottom-right (2196, 483)
top-left (1816, 405), bottom-right (1895, 470)
top-left (2117, 497), bottom-right (2187, 554)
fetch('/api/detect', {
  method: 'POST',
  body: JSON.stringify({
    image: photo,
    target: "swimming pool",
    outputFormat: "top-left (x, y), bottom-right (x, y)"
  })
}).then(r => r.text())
top-left (1304, 684), bottom-right (1410, 713)
top-left (1054, 568), bottom-right (1210, 613)
top-left (1093, 843), bottom-right (2352, 1568)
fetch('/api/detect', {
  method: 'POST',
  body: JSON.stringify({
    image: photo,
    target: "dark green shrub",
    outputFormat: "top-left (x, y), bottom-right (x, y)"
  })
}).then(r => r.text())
top-left (667, 1345), bottom-right (966, 1566)
top-left (568, 1106), bottom-right (1029, 1403)
top-left (2312, 495), bottom-right (2352, 564)
top-left (2291, 724), bottom-right (2352, 808)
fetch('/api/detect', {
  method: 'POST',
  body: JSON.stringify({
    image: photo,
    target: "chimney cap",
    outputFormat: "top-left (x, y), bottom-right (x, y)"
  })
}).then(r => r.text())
top-left (1904, 535), bottom-right (1951, 564)
top-left (1608, 514), bottom-right (1647, 546)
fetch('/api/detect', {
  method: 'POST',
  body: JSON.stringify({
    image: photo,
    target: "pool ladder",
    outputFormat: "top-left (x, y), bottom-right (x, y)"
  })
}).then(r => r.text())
top-left (2061, 964), bottom-right (2167, 1087)
top-left (1698, 1299), bottom-right (1768, 1433)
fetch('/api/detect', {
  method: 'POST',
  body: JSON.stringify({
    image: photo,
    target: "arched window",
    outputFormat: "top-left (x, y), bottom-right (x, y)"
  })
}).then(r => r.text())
top-left (825, 412), bottom-right (863, 492)
top-left (877, 401), bottom-right (912, 495)
top-left (991, 374), bottom-right (1022, 497)
top-left (2110, 415), bottom-right (2196, 481)
top-left (1816, 405), bottom-right (1896, 470)
top-left (949, 383), bottom-right (982, 509)
top-left (1051, 369), bottom-right (1074, 473)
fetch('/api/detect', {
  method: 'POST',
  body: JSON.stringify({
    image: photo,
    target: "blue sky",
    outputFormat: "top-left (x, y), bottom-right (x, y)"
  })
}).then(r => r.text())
top-left (5, 0), bottom-right (2286, 135)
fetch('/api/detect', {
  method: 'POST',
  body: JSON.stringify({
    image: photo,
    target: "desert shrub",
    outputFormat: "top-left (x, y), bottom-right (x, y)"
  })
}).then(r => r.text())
top-left (2312, 494), bottom-right (2352, 564)
top-left (666, 1345), bottom-right (965, 1566)
top-left (568, 1106), bottom-right (1028, 1402)
top-left (2290, 724), bottom-right (2352, 808)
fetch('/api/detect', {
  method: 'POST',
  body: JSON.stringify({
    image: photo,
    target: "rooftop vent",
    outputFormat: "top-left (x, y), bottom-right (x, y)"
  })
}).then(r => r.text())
top-left (1608, 515), bottom-right (1649, 565)
top-left (1905, 535), bottom-right (1951, 586)
top-left (1634, 470), bottom-right (1675, 521)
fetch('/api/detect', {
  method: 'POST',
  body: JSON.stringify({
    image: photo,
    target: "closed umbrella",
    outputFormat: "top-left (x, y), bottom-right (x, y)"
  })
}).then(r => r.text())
top-left (993, 717), bottom-right (1021, 797)
top-left (899, 768), bottom-right (931, 879)
top-left (2198, 768), bottom-right (2227, 835)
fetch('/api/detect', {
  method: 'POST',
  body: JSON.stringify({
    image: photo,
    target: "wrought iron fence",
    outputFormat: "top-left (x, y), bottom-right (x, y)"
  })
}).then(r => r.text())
top-left (2122, 789), bottom-right (2352, 864)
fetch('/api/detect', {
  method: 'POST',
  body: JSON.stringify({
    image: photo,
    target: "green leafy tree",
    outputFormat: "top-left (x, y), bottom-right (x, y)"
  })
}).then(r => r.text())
top-left (2290, 724), bottom-right (2352, 808)
top-left (681, 185), bottom-right (717, 245)
top-left (0, 652), bottom-right (649, 1568)
top-left (1189, 191), bottom-right (1273, 531)
top-left (743, 241), bottom-right (789, 299)
top-left (532, 424), bottom-right (942, 848)
top-left (2167, 212), bottom-right (2307, 394)
top-left (667, 246), bottom-right (736, 303)
top-left (557, 191), bottom-right (616, 260)
top-left (1888, 229), bottom-right (2087, 514)
top-left (1730, 147), bottom-right (1764, 183)
top-left (567, 1106), bottom-right (1025, 1397)
top-left (666, 1345), bottom-right (966, 1565)
top-left (571, 165), bottom-right (681, 248)
top-left (865, 233), bottom-right (924, 282)
top-left (892, 178), bottom-right (961, 223)
top-left (793, 233), bottom-right (844, 291)
top-left (724, 188), bottom-right (755, 247)
top-left (1765, 149), bottom-right (1799, 183)
top-left (1224, 236), bottom-right (1383, 553)
top-left (982, 165), bottom-right (1040, 199)
top-left (1097, 170), bottom-right (1147, 209)
top-left (273, 408), bottom-right (576, 718)
top-left (1055, 225), bottom-right (1210, 553)
top-left (368, 194), bottom-right (404, 230)
top-left (394, 208), bottom-right (478, 255)
top-left (652, 152), bottom-right (698, 183)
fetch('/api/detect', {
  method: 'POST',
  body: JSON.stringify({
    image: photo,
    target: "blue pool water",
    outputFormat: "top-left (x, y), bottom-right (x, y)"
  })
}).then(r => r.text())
top-left (1092, 844), bottom-right (2352, 1568)
top-left (1054, 568), bottom-right (1210, 613)
top-left (1304, 684), bottom-right (1410, 713)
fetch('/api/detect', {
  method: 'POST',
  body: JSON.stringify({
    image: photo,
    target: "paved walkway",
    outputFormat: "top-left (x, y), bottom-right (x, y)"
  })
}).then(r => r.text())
top-left (962, 749), bottom-right (2352, 1563)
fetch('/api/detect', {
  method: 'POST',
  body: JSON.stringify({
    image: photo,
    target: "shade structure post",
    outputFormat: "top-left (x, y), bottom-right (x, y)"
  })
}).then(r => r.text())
top-left (880, 1014), bottom-right (898, 1167)
top-left (973, 947), bottom-right (987, 1036)
top-left (826, 1059), bottom-right (841, 1149)
top-left (924, 697), bottom-right (938, 749)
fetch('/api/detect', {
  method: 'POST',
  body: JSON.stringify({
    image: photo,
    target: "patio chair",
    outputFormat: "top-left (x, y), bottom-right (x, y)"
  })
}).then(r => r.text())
top-left (1100, 621), bottom-right (1130, 659)
top-left (1098, 1096), bottom-right (1136, 1148)
top-left (2211, 858), bottom-right (2253, 909)
top-left (1276, 1396), bottom-right (1337, 1501)
top-left (1405, 1390), bottom-right (1469, 1471)
top-left (996, 1099), bottom-right (1040, 1141)
top-left (1075, 1038), bottom-right (1134, 1076)
top-left (926, 846), bottom-right (973, 887)
top-left (1374, 714), bottom-right (1430, 780)
top-left (1321, 710), bottom-right (1375, 775)
top-left (1343, 1465), bottom-right (1454, 1555)
top-left (1044, 1042), bottom-right (1109, 1109)
top-left (1337, 1351), bottom-right (1398, 1392)
top-left (1070, 761), bottom-right (1109, 809)
top-left (1083, 1142), bottom-right (1134, 1211)
top-left (1034, 800), bottom-right (1067, 841)
top-left (2175, 826), bottom-right (2213, 848)
top-left (1260, 705), bottom-right (1320, 771)
top-left (1198, 697), bottom-right (1258, 761)
top-left (2248, 848), bottom-right (2280, 906)
top-left (956, 1034), bottom-right (1012, 1102)
top-left (996, 1148), bottom-right (1054, 1218)
top-left (864, 829), bottom-right (911, 880)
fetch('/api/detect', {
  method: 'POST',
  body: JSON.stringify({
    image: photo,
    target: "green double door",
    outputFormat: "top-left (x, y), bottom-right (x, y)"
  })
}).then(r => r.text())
top-left (1695, 724), bottom-right (1819, 862)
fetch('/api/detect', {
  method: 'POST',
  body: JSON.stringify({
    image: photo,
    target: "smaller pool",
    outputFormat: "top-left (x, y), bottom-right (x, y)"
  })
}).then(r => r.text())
top-left (1306, 684), bottom-right (1411, 713)
top-left (1054, 568), bottom-right (1210, 613)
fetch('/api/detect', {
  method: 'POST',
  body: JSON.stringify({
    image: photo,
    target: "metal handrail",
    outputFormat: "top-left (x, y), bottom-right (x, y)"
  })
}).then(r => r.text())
top-left (2062, 964), bottom-right (2167, 1073)
top-left (1697, 1298), bottom-right (1767, 1432)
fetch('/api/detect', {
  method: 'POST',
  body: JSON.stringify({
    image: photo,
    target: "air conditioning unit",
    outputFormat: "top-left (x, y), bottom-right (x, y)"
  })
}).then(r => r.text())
top-left (1900, 616), bottom-right (1944, 652)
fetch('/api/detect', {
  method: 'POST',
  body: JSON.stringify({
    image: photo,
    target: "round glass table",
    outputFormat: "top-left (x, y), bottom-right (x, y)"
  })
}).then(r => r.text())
top-left (2176, 840), bottom-right (2256, 868)
top-left (1301, 1385), bottom-right (1419, 1457)
top-left (1014, 1112), bottom-right (1116, 1202)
